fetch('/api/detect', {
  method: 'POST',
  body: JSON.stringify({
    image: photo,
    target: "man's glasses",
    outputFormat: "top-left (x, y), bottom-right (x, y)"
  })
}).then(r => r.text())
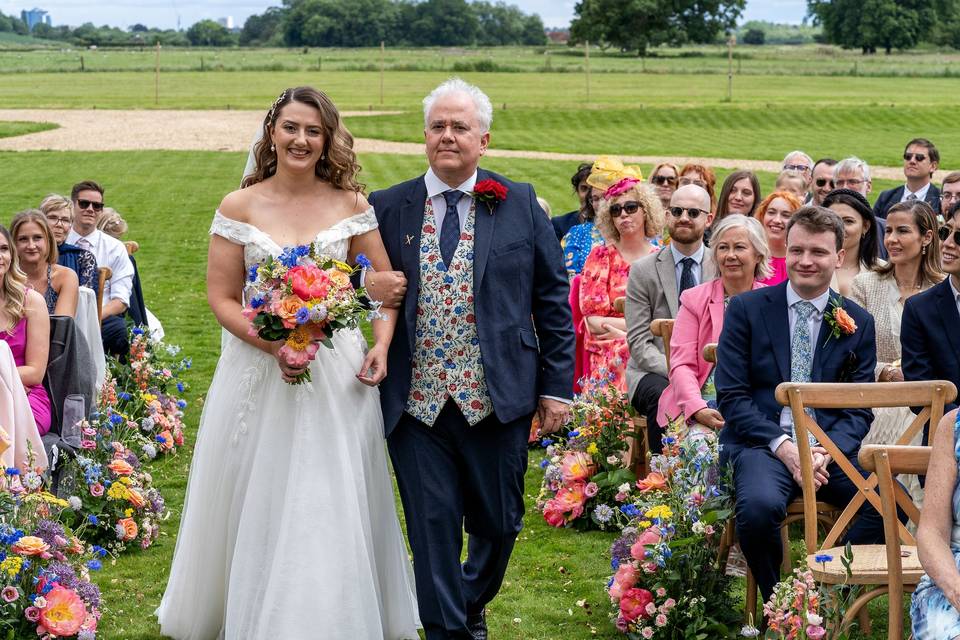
top-left (939, 226), bottom-right (960, 245)
top-left (835, 178), bottom-right (865, 188)
top-left (76, 199), bottom-right (104, 212)
top-left (941, 192), bottom-right (960, 202)
top-left (903, 153), bottom-right (928, 163)
top-left (609, 201), bottom-right (641, 218)
top-left (668, 206), bottom-right (706, 219)
top-left (651, 175), bottom-right (677, 186)
top-left (815, 178), bottom-right (835, 189)
top-left (46, 215), bottom-right (72, 227)
top-left (783, 164), bottom-right (811, 173)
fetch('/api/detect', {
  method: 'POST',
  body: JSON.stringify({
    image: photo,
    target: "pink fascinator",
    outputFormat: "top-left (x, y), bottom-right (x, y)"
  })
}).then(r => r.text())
top-left (604, 177), bottom-right (641, 200)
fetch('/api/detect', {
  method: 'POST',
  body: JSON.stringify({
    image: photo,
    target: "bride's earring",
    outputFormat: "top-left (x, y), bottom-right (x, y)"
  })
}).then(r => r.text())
top-left (270, 144), bottom-right (276, 153)
top-left (922, 244), bottom-right (928, 255)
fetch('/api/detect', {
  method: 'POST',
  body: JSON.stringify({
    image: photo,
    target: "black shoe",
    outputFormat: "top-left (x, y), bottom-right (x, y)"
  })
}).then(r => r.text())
top-left (466, 610), bottom-right (487, 640)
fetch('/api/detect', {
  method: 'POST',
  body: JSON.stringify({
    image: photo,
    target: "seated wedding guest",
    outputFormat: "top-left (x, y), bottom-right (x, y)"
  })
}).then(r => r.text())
top-left (657, 214), bottom-right (768, 434)
top-left (678, 163), bottom-right (717, 213)
top-left (563, 157), bottom-right (642, 277)
top-left (809, 158), bottom-right (837, 205)
top-left (716, 170), bottom-right (761, 220)
top-left (852, 200), bottom-right (942, 455)
top-left (552, 162), bottom-right (595, 241)
top-left (65, 181), bottom-right (135, 358)
top-left (0, 226), bottom-right (52, 436)
top-left (581, 177), bottom-right (662, 392)
top-left (536, 197), bottom-right (552, 218)
top-left (940, 171), bottom-right (960, 221)
top-left (626, 184), bottom-right (715, 452)
top-left (823, 188), bottom-right (882, 296)
top-left (754, 190), bottom-right (803, 286)
top-left (874, 137), bottom-right (941, 219)
top-left (10, 210), bottom-right (78, 317)
top-left (648, 162), bottom-right (679, 211)
top-left (781, 150), bottom-right (813, 190)
top-left (902, 201), bottom-right (960, 419)
top-left (911, 407), bottom-right (960, 639)
top-left (717, 206), bottom-right (883, 602)
top-left (775, 170), bottom-right (807, 201)
top-left (95, 208), bottom-right (154, 335)
top-left (38, 194), bottom-right (98, 294)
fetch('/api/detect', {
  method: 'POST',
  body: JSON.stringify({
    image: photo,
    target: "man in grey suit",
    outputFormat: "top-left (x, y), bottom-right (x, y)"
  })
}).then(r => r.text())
top-left (625, 184), bottom-right (716, 451)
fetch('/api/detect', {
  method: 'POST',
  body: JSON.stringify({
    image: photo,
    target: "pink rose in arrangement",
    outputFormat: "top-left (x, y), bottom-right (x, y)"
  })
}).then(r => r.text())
top-left (619, 587), bottom-right (654, 623)
top-left (24, 606), bottom-right (40, 622)
top-left (630, 527), bottom-right (662, 561)
top-left (608, 564), bottom-right (638, 601)
top-left (806, 625), bottom-right (826, 639)
top-left (655, 587), bottom-right (666, 598)
top-left (39, 585), bottom-right (86, 637)
top-left (560, 451), bottom-right (594, 484)
top-left (655, 613), bottom-right (668, 627)
top-left (0, 586), bottom-right (18, 603)
top-left (286, 265), bottom-right (331, 301)
top-left (641, 627), bottom-right (654, 639)
top-left (584, 482), bottom-right (599, 498)
top-left (90, 483), bottom-right (104, 497)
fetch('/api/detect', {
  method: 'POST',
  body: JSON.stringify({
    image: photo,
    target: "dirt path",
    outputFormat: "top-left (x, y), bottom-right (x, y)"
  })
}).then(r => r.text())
top-left (0, 108), bottom-right (933, 182)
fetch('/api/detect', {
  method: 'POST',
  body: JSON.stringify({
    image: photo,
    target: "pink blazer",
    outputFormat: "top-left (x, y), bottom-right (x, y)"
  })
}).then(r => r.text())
top-left (656, 278), bottom-right (764, 427)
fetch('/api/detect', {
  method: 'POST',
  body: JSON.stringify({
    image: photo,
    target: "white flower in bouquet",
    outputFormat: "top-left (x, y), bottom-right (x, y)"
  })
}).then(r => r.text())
top-left (617, 482), bottom-right (631, 494)
top-left (68, 496), bottom-right (82, 510)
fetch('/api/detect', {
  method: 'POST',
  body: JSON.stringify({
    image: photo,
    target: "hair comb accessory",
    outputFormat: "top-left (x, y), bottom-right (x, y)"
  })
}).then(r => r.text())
top-left (267, 89), bottom-right (290, 123)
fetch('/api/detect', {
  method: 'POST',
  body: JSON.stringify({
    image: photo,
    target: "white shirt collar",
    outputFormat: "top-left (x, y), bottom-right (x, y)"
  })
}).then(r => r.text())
top-left (669, 242), bottom-right (705, 266)
top-left (786, 281), bottom-right (831, 314)
top-left (905, 182), bottom-right (931, 201)
top-left (949, 276), bottom-right (960, 302)
top-left (424, 167), bottom-right (478, 199)
top-left (68, 227), bottom-right (100, 246)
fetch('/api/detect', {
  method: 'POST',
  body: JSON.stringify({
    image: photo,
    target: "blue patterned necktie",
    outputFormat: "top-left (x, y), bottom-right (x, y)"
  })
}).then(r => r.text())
top-left (790, 300), bottom-right (817, 441)
top-left (679, 257), bottom-right (696, 296)
top-left (439, 190), bottom-right (463, 268)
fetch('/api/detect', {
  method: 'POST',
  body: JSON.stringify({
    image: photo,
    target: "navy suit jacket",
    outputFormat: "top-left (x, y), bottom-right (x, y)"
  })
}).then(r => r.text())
top-left (716, 282), bottom-right (877, 462)
top-left (873, 183), bottom-right (941, 219)
top-left (369, 169), bottom-right (575, 436)
top-left (551, 210), bottom-right (580, 241)
top-left (902, 278), bottom-right (960, 414)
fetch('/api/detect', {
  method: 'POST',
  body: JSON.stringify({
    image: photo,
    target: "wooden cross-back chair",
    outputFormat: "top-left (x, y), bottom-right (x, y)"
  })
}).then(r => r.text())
top-left (775, 380), bottom-right (957, 636)
top-left (95, 267), bottom-right (111, 326)
top-left (649, 318), bottom-right (674, 371)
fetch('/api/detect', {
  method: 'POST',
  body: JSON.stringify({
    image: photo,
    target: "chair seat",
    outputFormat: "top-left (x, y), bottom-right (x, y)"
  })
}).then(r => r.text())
top-left (808, 545), bottom-right (923, 585)
top-left (787, 499), bottom-right (837, 515)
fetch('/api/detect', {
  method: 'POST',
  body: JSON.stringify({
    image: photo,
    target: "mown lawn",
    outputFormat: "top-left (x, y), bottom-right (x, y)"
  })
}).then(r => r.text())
top-left (0, 120), bottom-right (56, 139)
top-left (0, 150), bottom-right (904, 639)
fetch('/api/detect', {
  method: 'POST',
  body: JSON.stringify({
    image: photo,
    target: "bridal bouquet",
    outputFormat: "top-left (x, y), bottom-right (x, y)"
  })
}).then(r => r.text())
top-left (242, 245), bottom-right (370, 384)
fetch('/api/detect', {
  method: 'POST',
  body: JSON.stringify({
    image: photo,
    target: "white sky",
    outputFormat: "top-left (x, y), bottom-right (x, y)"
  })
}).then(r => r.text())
top-left (0, 0), bottom-right (808, 31)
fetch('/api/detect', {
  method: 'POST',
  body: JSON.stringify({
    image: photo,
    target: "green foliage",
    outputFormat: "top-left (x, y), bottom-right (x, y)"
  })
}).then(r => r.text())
top-left (185, 20), bottom-right (235, 47)
top-left (0, 121), bottom-right (56, 139)
top-left (569, 0), bottom-right (746, 55)
top-left (737, 21), bottom-right (822, 45)
top-left (239, 7), bottom-right (285, 46)
top-left (809, 0), bottom-right (938, 53)
top-left (742, 28), bottom-right (765, 45)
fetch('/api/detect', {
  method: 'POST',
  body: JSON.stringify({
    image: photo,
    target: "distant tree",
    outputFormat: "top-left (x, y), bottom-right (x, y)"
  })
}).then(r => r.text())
top-left (129, 23), bottom-right (149, 32)
top-left (11, 16), bottom-right (28, 35)
top-left (406, 0), bottom-right (479, 46)
top-left (282, 0), bottom-right (398, 46)
top-left (241, 7), bottom-right (284, 46)
top-left (808, 0), bottom-right (937, 53)
top-left (742, 27), bottom-right (765, 44)
top-left (570, 0), bottom-right (745, 56)
top-left (186, 19), bottom-right (235, 47)
top-left (31, 22), bottom-right (54, 39)
top-left (520, 14), bottom-right (546, 44)
top-left (0, 12), bottom-right (13, 32)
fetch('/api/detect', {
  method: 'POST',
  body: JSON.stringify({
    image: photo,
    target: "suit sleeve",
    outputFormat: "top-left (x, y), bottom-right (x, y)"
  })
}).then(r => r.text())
top-left (901, 296), bottom-right (956, 414)
top-left (529, 184), bottom-right (575, 400)
top-left (827, 313), bottom-right (877, 458)
top-left (716, 295), bottom-right (785, 448)
top-left (624, 264), bottom-right (668, 379)
top-left (669, 292), bottom-right (708, 420)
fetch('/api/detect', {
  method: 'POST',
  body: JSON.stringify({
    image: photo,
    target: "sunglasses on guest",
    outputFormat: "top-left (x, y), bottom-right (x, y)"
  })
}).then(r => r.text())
top-left (651, 175), bottom-right (677, 186)
top-left (939, 225), bottom-right (960, 245)
top-left (609, 201), bottom-right (642, 218)
top-left (668, 206), bottom-right (706, 219)
top-left (903, 152), bottom-right (928, 162)
top-left (76, 199), bottom-right (104, 212)
top-left (815, 178), bottom-right (835, 189)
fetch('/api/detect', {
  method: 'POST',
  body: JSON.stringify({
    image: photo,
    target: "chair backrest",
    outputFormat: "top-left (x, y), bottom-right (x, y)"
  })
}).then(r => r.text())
top-left (125, 241), bottom-right (139, 256)
top-left (775, 380), bottom-right (957, 553)
top-left (42, 315), bottom-right (96, 436)
top-left (703, 343), bottom-right (717, 364)
top-left (96, 266), bottom-right (112, 326)
top-left (650, 318), bottom-right (675, 371)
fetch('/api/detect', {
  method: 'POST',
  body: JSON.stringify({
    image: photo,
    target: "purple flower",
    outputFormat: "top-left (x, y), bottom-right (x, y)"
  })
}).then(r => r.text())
top-left (76, 580), bottom-right (101, 608)
top-left (33, 519), bottom-right (65, 548)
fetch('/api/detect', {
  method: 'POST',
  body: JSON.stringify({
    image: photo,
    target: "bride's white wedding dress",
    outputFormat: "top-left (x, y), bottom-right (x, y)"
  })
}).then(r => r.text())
top-left (156, 208), bottom-right (419, 640)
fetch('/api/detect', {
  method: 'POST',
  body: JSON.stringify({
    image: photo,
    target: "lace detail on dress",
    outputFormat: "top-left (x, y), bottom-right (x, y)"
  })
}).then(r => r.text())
top-left (210, 211), bottom-right (253, 246)
top-left (231, 363), bottom-right (265, 445)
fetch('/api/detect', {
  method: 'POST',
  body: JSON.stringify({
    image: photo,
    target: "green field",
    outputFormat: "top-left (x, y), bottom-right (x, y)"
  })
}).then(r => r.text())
top-left (0, 120), bottom-right (56, 138)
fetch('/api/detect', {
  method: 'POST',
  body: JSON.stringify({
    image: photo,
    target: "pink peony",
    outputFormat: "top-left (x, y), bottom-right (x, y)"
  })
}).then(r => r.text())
top-left (630, 527), bottom-right (662, 561)
top-left (608, 564), bottom-right (638, 601)
top-left (554, 482), bottom-right (587, 519)
top-left (278, 342), bottom-right (319, 368)
top-left (286, 265), bottom-right (331, 301)
top-left (542, 500), bottom-right (566, 528)
top-left (619, 587), bottom-right (654, 623)
top-left (584, 482), bottom-right (599, 498)
top-left (39, 585), bottom-right (86, 637)
top-left (560, 451), bottom-right (594, 484)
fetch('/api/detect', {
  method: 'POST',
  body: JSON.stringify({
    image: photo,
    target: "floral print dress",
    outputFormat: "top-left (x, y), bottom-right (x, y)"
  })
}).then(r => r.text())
top-left (562, 222), bottom-right (604, 278)
top-left (579, 244), bottom-right (631, 392)
top-left (911, 411), bottom-right (960, 639)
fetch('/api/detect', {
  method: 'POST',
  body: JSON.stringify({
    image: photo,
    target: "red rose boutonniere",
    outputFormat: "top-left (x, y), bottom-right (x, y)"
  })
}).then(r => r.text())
top-left (824, 296), bottom-right (857, 343)
top-left (472, 179), bottom-right (508, 215)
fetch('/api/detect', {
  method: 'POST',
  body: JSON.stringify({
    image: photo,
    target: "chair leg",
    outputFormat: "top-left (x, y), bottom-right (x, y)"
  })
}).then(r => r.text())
top-left (745, 568), bottom-right (758, 625)
top-left (780, 525), bottom-right (791, 574)
top-left (858, 601), bottom-right (871, 635)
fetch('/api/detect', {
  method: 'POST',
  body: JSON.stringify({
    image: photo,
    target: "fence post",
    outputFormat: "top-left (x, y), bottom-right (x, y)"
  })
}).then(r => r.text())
top-left (380, 41), bottom-right (385, 105)
top-left (726, 34), bottom-right (736, 102)
top-left (585, 40), bottom-right (591, 102)
top-left (154, 41), bottom-right (161, 106)
top-left (80, 55), bottom-right (84, 72)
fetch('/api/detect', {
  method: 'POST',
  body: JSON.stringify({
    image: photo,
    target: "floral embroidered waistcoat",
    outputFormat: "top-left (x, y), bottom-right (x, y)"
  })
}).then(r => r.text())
top-left (406, 198), bottom-right (492, 427)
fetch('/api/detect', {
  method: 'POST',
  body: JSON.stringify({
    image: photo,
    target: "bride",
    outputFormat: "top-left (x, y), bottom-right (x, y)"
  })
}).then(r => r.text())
top-left (156, 87), bottom-right (419, 639)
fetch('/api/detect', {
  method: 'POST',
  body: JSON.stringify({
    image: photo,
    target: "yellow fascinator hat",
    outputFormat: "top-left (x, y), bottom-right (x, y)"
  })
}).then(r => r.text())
top-left (586, 156), bottom-right (644, 191)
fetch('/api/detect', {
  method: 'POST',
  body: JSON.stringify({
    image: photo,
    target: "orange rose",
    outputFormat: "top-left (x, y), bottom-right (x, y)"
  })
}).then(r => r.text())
top-left (834, 308), bottom-right (857, 335)
top-left (158, 430), bottom-right (174, 451)
top-left (127, 489), bottom-right (146, 509)
top-left (275, 295), bottom-right (304, 329)
top-left (328, 269), bottom-right (350, 289)
top-left (11, 536), bottom-right (50, 556)
top-left (636, 471), bottom-right (668, 493)
top-left (108, 459), bottom-right (134, 476)
top-left (118, 517), bottom-right (138, 541)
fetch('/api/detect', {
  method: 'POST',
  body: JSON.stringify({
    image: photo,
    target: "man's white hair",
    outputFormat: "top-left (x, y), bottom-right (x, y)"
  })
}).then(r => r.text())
top-left (834, 156), bottom-right (872, 182)
top-left (422, 77), bottom-right (493, 134)
top-left (782, 150), bottom-right (813, 169)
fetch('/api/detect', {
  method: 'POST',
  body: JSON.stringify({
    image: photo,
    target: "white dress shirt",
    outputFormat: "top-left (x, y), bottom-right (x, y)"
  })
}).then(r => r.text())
top-left (771, 283), bottom-right (831, 452)
top-left (424, 167), bottom-right (477, 235)
top-left (900, 182), bottom-right (931, 204)
top-left (669, 242), bottom-right (705, 295)
top-left (951, 277), bottom-right (960, 318)
top-left (66, 228), bottom-right (134, 307)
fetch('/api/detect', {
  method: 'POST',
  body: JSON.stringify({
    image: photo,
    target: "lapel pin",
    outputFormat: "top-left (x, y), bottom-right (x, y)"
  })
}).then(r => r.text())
top-left (405, 234), bottom-right (414, 246)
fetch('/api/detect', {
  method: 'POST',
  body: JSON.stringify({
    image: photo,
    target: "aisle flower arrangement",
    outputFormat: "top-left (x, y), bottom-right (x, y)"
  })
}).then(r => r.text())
top-left (536, 379), bottom-right (638, 531)
top-left (606, 419), bottom-right (739, 638)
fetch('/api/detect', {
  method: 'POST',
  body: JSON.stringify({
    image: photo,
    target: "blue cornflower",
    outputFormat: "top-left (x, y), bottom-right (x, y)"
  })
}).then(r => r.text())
top-left (109, 413), bottom-right (123, 426)
top-left (619, 504), bottom-right (640, 517)
top-left (92, 545), bottom-right (107, 557)
top-left (355, 253), bottom-right (372, 270)
top-left (540, 437), bottom-right (554, 447)
top-left (87, 515), bottom-right (99, 526)
top-left (132, 327), bottom-right (144, 335)
top-left (118, 391), bottom-right (131, 401)
top-left (539, 459), bottom-right (549, 469)
top-left (247, 264), bottom-right (259, 282)
top-left (567, 430), bottom-right (580, 438)
top-left (278, 247), bottom-right (300, 268)
top-left (177, 382), bottom-right (185, 393)
top-left (249, 295), bottom-right (265, 309)
top-left (86, 559), bottom-right (102, 571)
top-left (295, 245), bottom-right (310, 257)
top-left (815, 554), bottom-right (833, 564)
top-left (4, 467), bottom-right (19, 476)
top-left (611, 557), bottom-right (620, 570)
top-left (295, 307), bottom-right (311, 325)
top-left (177, 399), bottom-right (187, 409)
top-left (156, 435), bottom-right (166, 443)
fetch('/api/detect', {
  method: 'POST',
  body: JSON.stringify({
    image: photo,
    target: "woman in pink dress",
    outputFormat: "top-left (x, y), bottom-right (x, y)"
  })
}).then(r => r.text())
top-left (580, 177), bottom-right (663, 392)
top-left (754, 190), bottom-right (802, 286)
top-left (0, 226), bottom-right (51, 435)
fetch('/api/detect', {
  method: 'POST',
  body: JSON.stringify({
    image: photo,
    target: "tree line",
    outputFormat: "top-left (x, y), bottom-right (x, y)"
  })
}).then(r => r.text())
top-left (808, 0), bottom-right (960, 53)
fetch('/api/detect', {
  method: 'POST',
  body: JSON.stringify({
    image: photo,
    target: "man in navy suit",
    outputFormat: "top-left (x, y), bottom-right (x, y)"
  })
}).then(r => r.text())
top-left (902, 201), bottom-right (960, 419)
top-left (873, 138), bottom-right (941, 219)
top-left (369, 78), bottom-right (574, 640)
top-left (716, 206), bottom-right (883, 601)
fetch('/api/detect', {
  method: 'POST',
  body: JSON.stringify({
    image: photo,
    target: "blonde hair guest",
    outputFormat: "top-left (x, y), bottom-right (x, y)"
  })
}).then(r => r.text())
top-left (96, 208), bottom-right (129, 239)
top-left (10, 210), bottom-right (78, 317)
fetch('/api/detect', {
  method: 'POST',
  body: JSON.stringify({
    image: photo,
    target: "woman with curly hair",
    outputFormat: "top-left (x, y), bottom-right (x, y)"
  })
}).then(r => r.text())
top-left (580, 177), bottom-right (663, 392)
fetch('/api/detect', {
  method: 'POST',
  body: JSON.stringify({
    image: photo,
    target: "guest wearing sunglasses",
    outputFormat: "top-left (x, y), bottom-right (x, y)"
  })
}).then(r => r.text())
top-left (873, 138), bottom-right (941, 220)
top-left (38, 194), bottom-right (99, 295)
top-left (809, 158), bottom-right (837, 205)
top-left (648, 162), bottom-right (679, 212)
top-left (678, 163), bottom-right (717, 214)
top-left (65, 181), bottom-right (135, 358)
top-left (625, 184), bottom-right (716, 451)
top-left (902, 201), bottom-right (960, 431)
top-left (754, 190), bottom-right (803, 286)
top-left (581, 177), bottom-right (663, 393)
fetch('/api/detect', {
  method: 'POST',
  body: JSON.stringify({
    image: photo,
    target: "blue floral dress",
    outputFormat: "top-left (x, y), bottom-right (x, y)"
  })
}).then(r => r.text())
top-left (911, 412), bottom-right (960, 639)
top-left (562, 222), bottom-right (604, 278)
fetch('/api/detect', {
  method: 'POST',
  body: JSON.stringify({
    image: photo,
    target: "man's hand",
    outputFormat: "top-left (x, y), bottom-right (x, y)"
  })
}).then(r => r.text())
top-left (691, 408), bottom-right (724, 430)
top-left (365, 270), bottom-right (407, 309)
top-left (774, 440), bottom-right (830, 489)
top-left (536, 397), bottom-right (571, 435)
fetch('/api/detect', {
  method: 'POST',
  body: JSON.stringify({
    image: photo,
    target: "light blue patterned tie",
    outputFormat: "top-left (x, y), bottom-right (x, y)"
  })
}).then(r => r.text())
top-left (790, 301), bottom-right (817, 442)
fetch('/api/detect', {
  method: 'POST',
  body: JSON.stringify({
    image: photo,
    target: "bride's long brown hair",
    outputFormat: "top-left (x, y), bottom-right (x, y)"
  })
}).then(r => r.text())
top-left (241, 86), bottom-right (364, 193)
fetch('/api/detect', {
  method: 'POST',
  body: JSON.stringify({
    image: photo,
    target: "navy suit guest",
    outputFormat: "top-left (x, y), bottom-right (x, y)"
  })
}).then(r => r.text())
top-left (716, 206), bottom-right (884, 601)
top-left (370, 78), bottom-right (574, 640)
top-left (902, 202), bottom-right (960, 420)
top-left (873, 138), bottom-right (942, 219)
top-left (551, 162), bottom-right (595, 241)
